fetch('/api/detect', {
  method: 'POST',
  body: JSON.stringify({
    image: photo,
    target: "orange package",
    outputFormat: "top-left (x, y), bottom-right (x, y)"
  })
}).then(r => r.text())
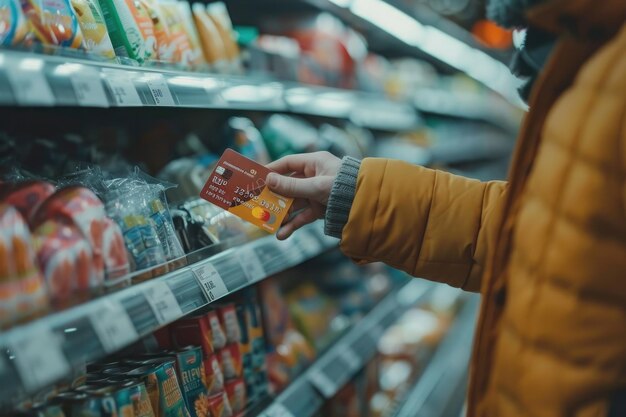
top-left (192, 2), bottom-right (227, 71)
top-left (206, 2), bottom-right (240, 72)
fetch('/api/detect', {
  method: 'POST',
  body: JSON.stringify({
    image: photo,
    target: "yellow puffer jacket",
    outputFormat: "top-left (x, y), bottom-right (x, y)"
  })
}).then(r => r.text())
top-left (340, 0), bottom-right (626, 415)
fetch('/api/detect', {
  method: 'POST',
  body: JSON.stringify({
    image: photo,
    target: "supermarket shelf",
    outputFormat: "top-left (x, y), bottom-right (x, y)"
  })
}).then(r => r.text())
top-left (0, 49), bottom-right (419, 131)
top-left (393, 294), bottom-right (479, 417)
top-left (257, 279), bottom-right (434, 417)
top-left (0, 222), bottom-right (336, 409)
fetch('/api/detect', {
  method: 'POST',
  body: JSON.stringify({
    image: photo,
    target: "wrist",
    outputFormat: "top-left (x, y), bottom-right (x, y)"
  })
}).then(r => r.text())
top-left (324, 156), bottom-right (361, 239)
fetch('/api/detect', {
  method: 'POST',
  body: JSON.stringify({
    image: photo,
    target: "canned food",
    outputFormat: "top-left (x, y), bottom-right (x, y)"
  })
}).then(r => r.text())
top-left (128, 361), bottom-right (190, 417)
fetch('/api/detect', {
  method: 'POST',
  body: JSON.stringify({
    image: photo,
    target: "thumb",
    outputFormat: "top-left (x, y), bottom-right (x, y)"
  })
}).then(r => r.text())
top-left (266, 173), bottom-right (323, 200)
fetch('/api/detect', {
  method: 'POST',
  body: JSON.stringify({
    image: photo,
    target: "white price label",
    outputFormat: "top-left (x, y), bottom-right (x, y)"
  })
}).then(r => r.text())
top-left (237, 247), bottom-right (265, 282)
top-left (308, 368), bottom-right (337, 398)
top-left (146, 75), bottom-right (175, 106)
top-left (8, 325), bottom-right (70, 391)
top-left (5, 58), bottom-right (54, 105)
top-left (70, 68), bottom-right (108, 107)
top-left (103, 69), bottom-right (142, 106)
top-left (264, 403), bottom-right (295, 417)
top-left (144, 281), bottom-right (183, 324)
top-left (89, 300), bottom-right (138, 353)
top-left (192, 263), bottom-right (229, 303)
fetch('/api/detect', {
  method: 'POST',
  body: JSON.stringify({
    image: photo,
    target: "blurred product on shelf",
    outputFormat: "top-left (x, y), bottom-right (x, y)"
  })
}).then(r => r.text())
top-left (260, 115), bottom-right (318, 160)
top-left (0, 0), bottom-right (29, 46)
top-left (205, 2), bottom-right (240, 73)
top-left (0, 204), bottom-right (48, 329)
top-left (70, 0), bottom-right (116, 59)
top-left (21, 0), bottom-right (85, 49)
top-left (192, 2), bottom-right (227, 72)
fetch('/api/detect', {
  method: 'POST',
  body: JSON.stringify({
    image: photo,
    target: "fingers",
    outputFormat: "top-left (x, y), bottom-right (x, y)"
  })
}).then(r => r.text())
top-left (266, 174), bottom-right (325, 200)
top-left (277, 208), bottom-right (318, 240)
top-left (266, 154), bottom-right (312, 175)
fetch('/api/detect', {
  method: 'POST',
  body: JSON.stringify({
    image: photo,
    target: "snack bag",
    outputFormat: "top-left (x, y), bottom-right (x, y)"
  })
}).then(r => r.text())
top-left (0, 0), bottom-right (29, 45)
top-left (97, 0), bottom-right (156, 62)
top-left (191, 3), bottom-right (227, 71)
top-left (203, 354), bottom-right (225, 395)
top-left (218, 344), bottom-right (242, 380)
top-left (206, 310), bottom-right (227, 350)
top-left (70, 0), bottom-right (115, 58)
top-left (216, 304), bottom-right (241, 345)
top-left (170, 314), bottom-right (214, 356)
top-left (157, 0), bottom-right (191, 67)
top-left (1, 180), bottom-right (55, 221)
top-left (142, 0), bottom-right (175, 63)
top-left (224, 379), bottom-right (245, 413)
top-left (205, 2), bottom-right (240, 72)
top-left (101, 216), bottom-right (131, 280)
top-left (175, 1), bottom-right (204, 68)
top-left (20, 0), bottom-right (84, 48)
top-left (207, 392), bottom-right (232, 417)
top-left (0, 204), bottom-right (48, 328)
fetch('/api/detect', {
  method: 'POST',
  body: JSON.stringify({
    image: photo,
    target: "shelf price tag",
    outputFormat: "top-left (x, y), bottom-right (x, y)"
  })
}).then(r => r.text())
top-left (7, 325), bottom-right (70, 391)
top-left (144, 281), bottom-right (183, 324)
top-left (70, 67), bottom-right (108, 107)
top-left (340, 347), bottom-right (362, 373)
top-left (5, 57), bottom-right (54, 105)
top-left (237, 247), bottom-right (265, 282)
top-left (263, 403), bottom-right (295, 417)
top-left (308, 367), bottom-right (337, 399)
top-left (89, 299), bottom-right (138, 353)
top-left (103, 69), bottom-right (142, 106)
top-left (192, 262), bottom-right (229, 303)
top-left (146, 75), bottom-right (175, 106)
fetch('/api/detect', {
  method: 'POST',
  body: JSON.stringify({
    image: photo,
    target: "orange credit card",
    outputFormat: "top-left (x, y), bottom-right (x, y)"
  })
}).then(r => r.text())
top-left (200, 149), bottom-right (293, 234)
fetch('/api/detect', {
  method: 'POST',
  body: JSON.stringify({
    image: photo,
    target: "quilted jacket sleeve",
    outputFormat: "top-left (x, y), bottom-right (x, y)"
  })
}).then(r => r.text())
top-left (340, 158), bottom-right (508, 292)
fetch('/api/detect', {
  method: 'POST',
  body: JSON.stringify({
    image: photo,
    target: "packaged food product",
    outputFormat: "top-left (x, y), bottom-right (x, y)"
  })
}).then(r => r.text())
top-left (31, 186), bottom-right (108, 285)
top-left (205, 2), bottom-right (239, 72)
top-left (59, 389), bottom-right (117, 417)
top-left (224, 118), bottom-right (271, 165)
top-left (207, 392), bottom-right (232, 417)
top-left (149, 198), bottom-right (185, 269)
top-left (142, 0), bottom-right (174, 63)
top-left (127, 380), bottom-right (156, 417)
top-left (175, 1), bottom-right (204, 68)
top-left (203, 354), bottom-right (224, 395)
top-left (0, 204), bottom-right (48, 328)
top-left (216, 304), bottom-right (241, 345)
top-left (128, 361), bottom-right (190, 417)
top-left (170, 315), bottom-right (213, 356)
top-left (0, 0), bottom-right (29, 45)
top-left (126, 366), bottom-right (160, 416)
top-left (111, 382), bottom-right (135, 417)
top-left (0, 180), bottom-right (55, 222)
top-left (96, 0), bottom-right (156, 63)
top-left (224, 379), bottom-right (245, 413)
top-left (70, 0), bottom-right (115, 58)
top-left (101, 216), bottom-right (131, 281)
top-left (218, 344), bottom-right (242, 380)
top-left (260, 115), bottom-right (319, 160)
top-left (120, 214), bottom-right (167, 276)
top-left (20, 0), bottom-right (84, 48)
top-left (157, 0), bottom-right (191, 67)
top-left (191, 3), bottom-right (227, 71)
top-left (206, 310), bottom-right (227, 350)
top-left (174, 347), bottom-right (209, 417)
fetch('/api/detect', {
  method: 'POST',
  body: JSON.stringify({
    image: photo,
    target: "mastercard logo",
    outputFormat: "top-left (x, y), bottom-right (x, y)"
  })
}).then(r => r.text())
top-left (252, 206), bottom-right (276, 224)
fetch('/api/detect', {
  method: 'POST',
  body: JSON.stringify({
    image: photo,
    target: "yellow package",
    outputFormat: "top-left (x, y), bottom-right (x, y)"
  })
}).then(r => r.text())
top-left (21, 0), bottom-right (84, 49)
top-left (206, 2), bottom-right (241, 73)
top-left (70, 0), bottom-right (115, 58)
top-left (192, 2), bottom-right (228, 71)
top-left (176, 1), bottom-right (205, 68)
top-left (0, 0), bottom-right (29, 46)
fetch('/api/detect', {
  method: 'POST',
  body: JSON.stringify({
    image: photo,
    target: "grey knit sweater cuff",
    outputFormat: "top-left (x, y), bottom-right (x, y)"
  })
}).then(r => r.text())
top-left (324, 156), bottom-right (361, 239)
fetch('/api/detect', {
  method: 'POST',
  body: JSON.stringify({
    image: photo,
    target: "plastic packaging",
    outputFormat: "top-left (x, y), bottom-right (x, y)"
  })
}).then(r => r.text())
top-left (0, 180), bottom-right (55, 222)
top-left (70, 0), bottom-right (115, 58)
top-left (218, 343), bottom-right (242, 380)
top-left (170, 314), bottom-right (214, 356)
top-left (224, 379), bottom-right (245, 414)
top-left (207, 392), bottom-right (232, 417)
top-left (157, 0), bottom-right (192, 67)
top-left (224, 118), bottom-right (271, 165)
top-left (142, 0), bottom-right (175, 63)
top-left (0, 0), bottom-right (29, 45)
top-left (205, 2), bottom-right (240, 73)
top-left (96, 0), bottom-right (156, 63)
top-left (206, 310), bottom-right (227, 350)
top-left (20, 0), bottom-right (85, 49)
top-left (0, 204), bottom-right (48, 328)
top-left (216, 304), bottom-right (241, 345)
top-left (175, 1), bottom-right (204, 68)
top-left (191, 3), bottom-right (227, 71)
top-left (203, 354), bottom-right (225, 395)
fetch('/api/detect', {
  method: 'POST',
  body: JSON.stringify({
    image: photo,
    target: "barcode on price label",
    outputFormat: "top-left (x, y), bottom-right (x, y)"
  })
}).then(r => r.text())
top-left (102, 69), bottom-right (142, 106)
top-left (7, 325), bottom-right (70, 391)
top-left (89, 299), bottom-right (138, 353)
top-left (70, 67), bottom-right (108, 107)
top-left (146, 75), bottom-right (175, 106)
top-left (237, 247), bottom-right (266, 282)
top-left (192, 263), bottom-right (229, 303)
top-left (144, 281), bottom-right (183, 324)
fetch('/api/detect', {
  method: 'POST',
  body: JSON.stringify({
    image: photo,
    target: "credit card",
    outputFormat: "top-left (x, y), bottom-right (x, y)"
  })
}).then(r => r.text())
top-left (200, 149), bottom-right (293, 234)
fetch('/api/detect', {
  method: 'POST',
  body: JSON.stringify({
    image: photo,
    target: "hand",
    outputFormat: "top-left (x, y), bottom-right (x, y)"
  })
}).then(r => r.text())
top-left (266, 151), bottom-right (341, 240)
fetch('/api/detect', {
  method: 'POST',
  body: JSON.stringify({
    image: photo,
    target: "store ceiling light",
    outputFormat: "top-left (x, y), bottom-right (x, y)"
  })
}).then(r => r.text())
top-left (349, 0), bottom-right (523, 106)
